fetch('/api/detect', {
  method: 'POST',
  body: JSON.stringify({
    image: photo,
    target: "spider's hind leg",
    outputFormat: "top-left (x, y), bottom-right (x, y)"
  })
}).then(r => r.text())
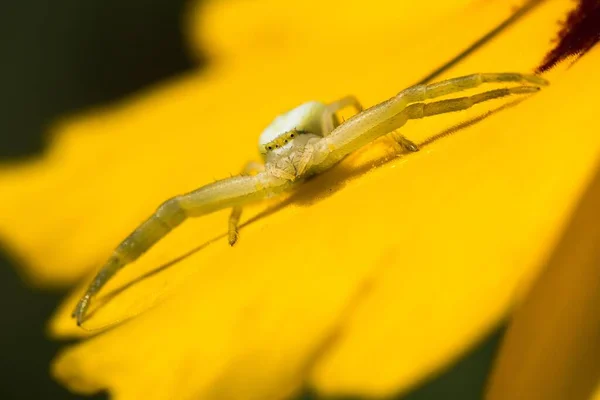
top-left (389, 132), bottom-right (420, 153)
top-left (321, 96), bottom-right (363, 135)
top-left (228, 161), bottom-right (265, 245)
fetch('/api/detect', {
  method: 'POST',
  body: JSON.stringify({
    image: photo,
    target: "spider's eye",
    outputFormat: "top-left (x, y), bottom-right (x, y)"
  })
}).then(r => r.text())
top-left (267, 146), bottom-right (272, 150)
top-left (275, 144), bottom-right (279, 148)
top-left (290, 133), bottom-right (295, 138)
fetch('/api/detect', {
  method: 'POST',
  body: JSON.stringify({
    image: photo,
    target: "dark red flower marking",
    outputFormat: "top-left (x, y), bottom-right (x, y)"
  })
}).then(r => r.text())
top-left (537, 0), bottom-right (600, 72)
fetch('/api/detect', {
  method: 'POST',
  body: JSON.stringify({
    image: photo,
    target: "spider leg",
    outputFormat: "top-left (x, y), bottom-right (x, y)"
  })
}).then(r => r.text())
top-left (409, 73), bottom-right (547, 101)
top-left (228, 161), bottom-right (265, 246)
top-left (389, 132), bottom-right (420, 153)
top-left (321, 96), bottom-right (363, 135)
top-left (390, 86), bottom-right (542, 151)
top-left (72, 172), bottom-right (292, 326)
top-left (312, 77), bottom-right (546, 171)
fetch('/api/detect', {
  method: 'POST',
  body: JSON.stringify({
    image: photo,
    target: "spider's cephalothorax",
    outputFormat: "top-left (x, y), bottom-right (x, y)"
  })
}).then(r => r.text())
top-left (258, 101), bottom-right (328, 155)
top-left (72, 73), bottom-right (548, 326)
top-left (256, 100), bottom-right (349, 181)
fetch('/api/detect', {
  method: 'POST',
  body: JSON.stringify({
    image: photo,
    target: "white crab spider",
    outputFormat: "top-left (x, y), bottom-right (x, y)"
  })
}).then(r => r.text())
top-left (73, 72), bottom-right (548, 325)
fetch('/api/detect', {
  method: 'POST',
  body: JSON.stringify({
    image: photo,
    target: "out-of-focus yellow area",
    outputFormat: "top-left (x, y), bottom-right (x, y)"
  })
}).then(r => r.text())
top-left (487, 163), bottom-right (600, 400)
top-left (0, 0), bottom-right (598, 398)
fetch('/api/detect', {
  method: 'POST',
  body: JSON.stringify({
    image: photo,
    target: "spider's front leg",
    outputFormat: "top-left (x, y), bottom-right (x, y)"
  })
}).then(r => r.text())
top-left (311, 72), bottom-right (548, 171)
top-left (321, 95), bottom-right (418, 160)
top-left (72, 172), bottom-right (293, 326)
top-left (287, 97), bottom-right (365, 177)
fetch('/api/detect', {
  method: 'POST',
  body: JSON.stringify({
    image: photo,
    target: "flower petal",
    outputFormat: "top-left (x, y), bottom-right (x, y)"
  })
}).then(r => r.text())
top-left (53, 44), bottom-right (600, 396)
top-left (48, 2), bottom-right (600, 399)
top-left (3, 0), bottom-right (597, 398)
top-left (486, 147), bottom-right (600, 400)
top-left (307, 46), bottom-right (600, 396)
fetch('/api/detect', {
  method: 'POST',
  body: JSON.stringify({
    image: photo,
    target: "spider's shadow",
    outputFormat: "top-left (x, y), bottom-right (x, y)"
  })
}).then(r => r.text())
top-left (86, 99), bottom-right (523, 328)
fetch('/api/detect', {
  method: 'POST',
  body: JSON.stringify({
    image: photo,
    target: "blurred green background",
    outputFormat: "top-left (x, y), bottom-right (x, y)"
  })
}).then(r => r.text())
top-left (0, 1), bottom-right (195, 398)
top-left (0, 0), bottom-right (505, 398)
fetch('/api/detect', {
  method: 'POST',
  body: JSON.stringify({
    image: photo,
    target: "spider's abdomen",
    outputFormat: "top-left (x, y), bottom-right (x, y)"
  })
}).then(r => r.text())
top-left (258, 101), bottom-right (326, 154)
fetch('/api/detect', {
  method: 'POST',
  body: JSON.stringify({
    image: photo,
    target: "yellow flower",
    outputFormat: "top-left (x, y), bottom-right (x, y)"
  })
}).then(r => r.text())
top-left (0, 0), bottom-right (599, 398)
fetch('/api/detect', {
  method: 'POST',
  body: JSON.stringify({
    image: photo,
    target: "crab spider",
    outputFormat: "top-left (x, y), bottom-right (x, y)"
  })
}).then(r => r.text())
top-left (72, 72), bottom-right (548, 325)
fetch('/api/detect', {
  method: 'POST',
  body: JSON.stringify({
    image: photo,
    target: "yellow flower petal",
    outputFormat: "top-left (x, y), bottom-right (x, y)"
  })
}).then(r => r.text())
top-left (187, 0), bottom-right (473, 61)
top-left (486, 157), bottom-right (600, 400)
top-left (308, 48), bottom-right (600, 396)
top-left (1, 0), bottom-right (597, 398)
top-left (52, 45), bottom-right (600, 398)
